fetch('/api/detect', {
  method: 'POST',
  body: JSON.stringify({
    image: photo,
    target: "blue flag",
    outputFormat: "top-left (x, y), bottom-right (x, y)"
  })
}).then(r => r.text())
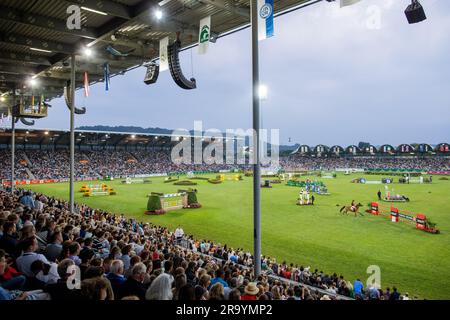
top-left (257, 0), bottom-right (274, 41)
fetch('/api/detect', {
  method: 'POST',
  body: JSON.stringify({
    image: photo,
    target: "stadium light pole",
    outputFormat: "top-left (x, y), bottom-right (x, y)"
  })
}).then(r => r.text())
top-left (251, 0), bottom-right (262, 278)
top-left (10, 101), bottom-right (15, 195)
top-left (69, 54), bottom-right (76, 213)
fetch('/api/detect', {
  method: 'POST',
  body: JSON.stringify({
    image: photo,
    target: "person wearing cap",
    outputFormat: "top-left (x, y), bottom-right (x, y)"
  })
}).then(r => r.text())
top-left (241, 282), bottom-right (259, 300)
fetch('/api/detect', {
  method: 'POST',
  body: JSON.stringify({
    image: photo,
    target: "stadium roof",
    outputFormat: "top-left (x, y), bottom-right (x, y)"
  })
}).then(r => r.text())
top-left (1, 128), bottom-right (448, 153)
top-left (0, 127), bottom-right (243, 147)
top-left (0, 0), bottom-right (314, 116)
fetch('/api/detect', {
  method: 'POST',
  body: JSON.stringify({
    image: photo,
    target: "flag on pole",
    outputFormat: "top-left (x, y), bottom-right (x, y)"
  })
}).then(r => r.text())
top-left (103, 63), bottom-right (110, 91)
top-left (159, 37), bottom-right (169, 71)
top-left (257, 0), bottom-right (274, 41)
top-left (83, 71), bottom-right (89, 97)
top-left (340, 0), bottom-right (361, 7)
top-left (198, 16), bottom-right (211, 55)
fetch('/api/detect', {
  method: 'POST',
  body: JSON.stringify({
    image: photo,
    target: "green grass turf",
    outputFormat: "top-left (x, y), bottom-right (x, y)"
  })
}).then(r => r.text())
top-left (26, 173), bottom-right (450, 299)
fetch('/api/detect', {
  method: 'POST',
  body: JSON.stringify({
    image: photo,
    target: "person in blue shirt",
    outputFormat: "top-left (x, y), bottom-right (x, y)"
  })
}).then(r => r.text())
top-left (19, 192), bottom-right (35, 209)
top-left (209, 269), bottom-right (228, 289)
top-left (353, 279), bottom-right (364, 298)
top-left (106, 260), bottom-right (126, 297)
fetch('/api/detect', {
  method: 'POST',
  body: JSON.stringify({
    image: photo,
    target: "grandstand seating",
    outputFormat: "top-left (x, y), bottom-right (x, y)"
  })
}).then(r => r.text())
top-left (1, 149), bottom-right (449, 181)
top-left (0, 189), bottom-right (378, 300)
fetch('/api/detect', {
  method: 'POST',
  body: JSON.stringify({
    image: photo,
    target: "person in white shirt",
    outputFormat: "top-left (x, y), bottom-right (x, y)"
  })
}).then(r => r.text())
top-left (30, 260), bottom-right (60, 284)
top-left (16, 236), bottom-right (50, 277)
top-left (174, 226), bottom-right (184, 245)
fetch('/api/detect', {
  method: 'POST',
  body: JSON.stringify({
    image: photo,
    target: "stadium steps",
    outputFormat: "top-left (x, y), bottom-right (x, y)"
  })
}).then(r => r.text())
top-left (25, 167), bottom-right (35, 180)
top-left (128, 152), bottom-right (139, 162)
top-left (22, 152), bottom-right (34, 168)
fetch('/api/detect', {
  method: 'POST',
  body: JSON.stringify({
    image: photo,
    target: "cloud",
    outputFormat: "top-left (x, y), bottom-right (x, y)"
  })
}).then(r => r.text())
top-left (24, 0), bottom-right (450, 146)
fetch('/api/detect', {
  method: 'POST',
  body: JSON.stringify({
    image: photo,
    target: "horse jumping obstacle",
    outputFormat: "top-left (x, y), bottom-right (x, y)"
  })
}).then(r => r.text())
top-left (80, 183), bottom-right (116, 197)
top-left (367, 202), bottom-right (439, 234)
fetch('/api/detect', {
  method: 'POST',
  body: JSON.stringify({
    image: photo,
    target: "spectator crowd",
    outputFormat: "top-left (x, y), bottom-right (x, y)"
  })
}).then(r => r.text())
top-left (1, 149), bottom-right (449, 181)
top-left (0, 189), bottom-right (412, 301)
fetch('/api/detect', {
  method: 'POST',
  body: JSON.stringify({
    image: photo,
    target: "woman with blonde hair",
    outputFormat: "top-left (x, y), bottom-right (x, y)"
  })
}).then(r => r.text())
top-left (271, 285), bottom-right (282, 300)
top-left (208, 283), bottom-right (225, 301)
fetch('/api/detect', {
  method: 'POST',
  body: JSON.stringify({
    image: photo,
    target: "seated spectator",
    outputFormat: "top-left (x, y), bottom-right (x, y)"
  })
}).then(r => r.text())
top-left (30, 260), bottom-right (60, 285)
top-left (79, 248), bottom-right (96, 278)
top-left (173, 273), bottom-right (187, 300)
top-left (178, 284), bottom-right (196, 301)
top-left (68, 242), bottom-right (82, 266)
top-left (16, 236), bottom-right (50, 277)
top-left (106, 260), bottom-right (126, 296)
top-left (80, 277), bottom-right (114, 300)
top-left (0, 286), bottom-right (50, 300)
top-left (209, 283), bottom-right (225, 301)
top-left (390, 287), bottom-right (400, 300)
top-left (228, 288), bottom-right (241, 300)
top-left (45, 231), bottom-right (63, 262)
top-left (120, 244), bottom-right (132, 271)
top-left (83, 266), bottom-right (105, 280)
top-left (44, 259), bottom-right (81, 300)
top-left (210, 268), bottom-right (228, 289)
top-left (0, 249), bottom-right (26, 290)
top-left (353, 278), bottom-right (364, 298)
top-left (19, 192), bottom-right (35, 210)
top-left (119, 262), bottom-right (148, 300)
top-left (241, 282), bottom-right (259, 300)
top-left (0, 222), bottom-right (19, 258)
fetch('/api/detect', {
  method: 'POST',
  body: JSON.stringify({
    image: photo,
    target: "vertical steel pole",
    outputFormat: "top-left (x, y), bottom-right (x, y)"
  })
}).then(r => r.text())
top-left (10, 113), bottom-right (15, 194)
top-left (251, 0), bottom-right (261, 278)
top-left (69, 54), bottom-right (75, 213)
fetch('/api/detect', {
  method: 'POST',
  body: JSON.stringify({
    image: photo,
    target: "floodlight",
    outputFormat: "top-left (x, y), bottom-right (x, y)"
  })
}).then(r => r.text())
top-left (84, 47), bottom-right (93, 57)
top-left (154, 9), bottom-right (163, 20)
top-left (28, 78), bottom-right (37, 87)
top-left (259, 84), bottom-right (268, 100)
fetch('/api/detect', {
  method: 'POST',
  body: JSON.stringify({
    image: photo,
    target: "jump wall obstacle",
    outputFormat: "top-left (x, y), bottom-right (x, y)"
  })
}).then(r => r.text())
top-left (368, 202), bottom-right (439, 234)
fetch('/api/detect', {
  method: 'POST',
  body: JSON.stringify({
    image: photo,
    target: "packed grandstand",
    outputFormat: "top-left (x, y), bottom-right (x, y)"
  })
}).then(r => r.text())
top-left (0, 189), bottom-right (403, 301)
top-left (0, 129), bottom-right (449, 300)
top-left (0, 129), bottom-right (449, 182)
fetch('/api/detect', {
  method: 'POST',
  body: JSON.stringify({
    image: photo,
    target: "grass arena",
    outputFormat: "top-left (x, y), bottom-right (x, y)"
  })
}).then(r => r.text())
top-left (24, 172), bottom-right (450, 299)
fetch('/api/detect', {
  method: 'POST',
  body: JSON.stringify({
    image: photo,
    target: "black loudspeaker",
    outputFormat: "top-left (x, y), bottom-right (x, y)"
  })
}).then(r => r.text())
top-left (168, 40), bottom-right (196, 90)
top-left (405, 1), bottom-right (426, 24)
top-left (144, 64), bottom-right (159, 85)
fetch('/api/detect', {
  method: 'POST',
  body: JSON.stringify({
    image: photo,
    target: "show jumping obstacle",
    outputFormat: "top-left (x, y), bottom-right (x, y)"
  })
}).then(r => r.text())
top-left (79, 183), bottom-right (116, 197)
top-left (368, 202), bottom-right (439, 234)
top-left (297, 189), bottom-right (311, 205)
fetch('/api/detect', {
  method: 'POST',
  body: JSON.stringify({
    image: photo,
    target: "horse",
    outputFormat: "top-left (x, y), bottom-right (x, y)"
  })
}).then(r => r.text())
top-left (340, 203), bottom-right (364, 217)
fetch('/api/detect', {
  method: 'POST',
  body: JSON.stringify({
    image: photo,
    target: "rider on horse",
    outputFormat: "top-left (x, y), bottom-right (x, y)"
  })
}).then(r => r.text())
top-left (351, 200), bottom-right (356, 212)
